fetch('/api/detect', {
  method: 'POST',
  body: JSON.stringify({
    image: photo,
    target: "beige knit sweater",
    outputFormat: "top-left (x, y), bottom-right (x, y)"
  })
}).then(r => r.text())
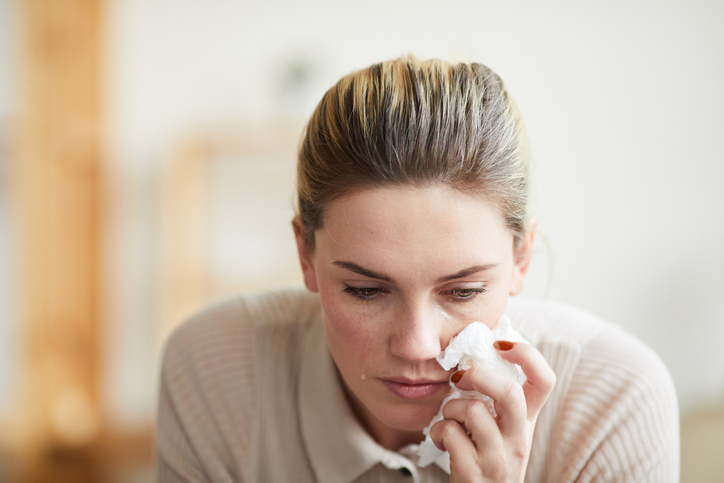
top-left (157, 287), bottom-right (679, 482)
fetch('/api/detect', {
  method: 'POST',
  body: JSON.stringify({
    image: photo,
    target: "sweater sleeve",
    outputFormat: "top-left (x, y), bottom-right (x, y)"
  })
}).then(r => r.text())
top-left (555, 324), bottom-right (679, 482)
top-left (156, 298), bottom-right (256, 483)
top-left (157, 349), bottom-right (209, 483)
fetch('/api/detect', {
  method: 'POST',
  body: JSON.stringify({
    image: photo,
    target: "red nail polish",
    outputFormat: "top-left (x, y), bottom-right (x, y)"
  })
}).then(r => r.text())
top-left (494, 340), bottom-right (516, 351)
top-left (451, 370), bottom-right (465, 383)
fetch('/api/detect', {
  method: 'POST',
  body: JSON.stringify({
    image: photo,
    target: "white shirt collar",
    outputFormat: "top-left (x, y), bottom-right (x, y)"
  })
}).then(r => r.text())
top-left (298, 313), bottom-right (450, 483)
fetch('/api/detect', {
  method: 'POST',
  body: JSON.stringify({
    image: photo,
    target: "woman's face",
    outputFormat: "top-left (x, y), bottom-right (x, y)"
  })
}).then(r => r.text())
top-left (294, 185), bottom-right (533, 449)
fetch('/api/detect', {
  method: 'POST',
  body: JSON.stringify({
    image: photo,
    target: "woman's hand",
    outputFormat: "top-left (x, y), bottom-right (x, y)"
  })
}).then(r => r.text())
top-left (429, 342), bottom-right (556, 483)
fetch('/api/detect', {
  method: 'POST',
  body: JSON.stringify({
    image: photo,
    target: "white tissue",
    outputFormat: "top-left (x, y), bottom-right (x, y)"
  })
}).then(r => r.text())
top-left (416, 316), bottom-right (528, 469)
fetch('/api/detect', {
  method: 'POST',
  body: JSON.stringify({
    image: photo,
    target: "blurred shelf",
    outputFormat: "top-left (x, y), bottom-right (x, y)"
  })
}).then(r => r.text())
top-left (0, 428), bottom-right (154, 483)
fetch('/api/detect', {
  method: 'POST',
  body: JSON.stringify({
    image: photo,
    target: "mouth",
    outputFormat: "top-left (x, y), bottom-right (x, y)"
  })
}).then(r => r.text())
top-left (380, 377), bottom-right (450, 400)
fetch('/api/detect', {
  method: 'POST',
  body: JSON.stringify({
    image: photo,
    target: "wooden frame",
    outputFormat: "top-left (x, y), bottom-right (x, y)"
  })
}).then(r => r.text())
top-left (159, 121), bottom-right (304, 342)
top-left (12, 0), bottom-right (104, 479)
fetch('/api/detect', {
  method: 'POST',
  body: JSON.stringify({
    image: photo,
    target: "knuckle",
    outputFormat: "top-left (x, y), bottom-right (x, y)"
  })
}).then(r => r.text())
top-left (483, 459), bottom-right (506, 479)
top-left (432, 419), bottom-right (450, 437)
top-left (464, 399), bottom-right (488, 422)
top-left (499, 378), bottom-right (524, 406)
top-left (524, 348), bottom-right (557, 393)
top-left (538, 367), bottom-right (557, 394)
top-left (510, 439), bottom-right (530, 460)
top-left (439, 420), bottom-right (460, 440)
top-left (545, 370), bottom-right (558, 391)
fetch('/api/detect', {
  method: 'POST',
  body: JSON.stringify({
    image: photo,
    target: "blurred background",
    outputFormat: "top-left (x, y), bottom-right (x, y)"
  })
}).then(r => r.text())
top-left (0, 0), bottom-right (722, 481)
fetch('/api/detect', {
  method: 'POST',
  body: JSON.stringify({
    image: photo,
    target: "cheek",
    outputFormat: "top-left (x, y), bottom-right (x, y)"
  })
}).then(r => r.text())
top-left (319, 291), bottom-right (386, 363)
top-left (441, 288), bottom-right (511, 332)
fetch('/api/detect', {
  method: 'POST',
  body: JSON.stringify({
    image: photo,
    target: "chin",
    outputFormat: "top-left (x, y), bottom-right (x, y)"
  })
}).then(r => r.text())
top-left (377, 399), bottom-right (441, 432)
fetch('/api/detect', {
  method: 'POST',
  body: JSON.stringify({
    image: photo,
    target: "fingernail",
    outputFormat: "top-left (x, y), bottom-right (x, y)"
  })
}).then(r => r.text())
top-left (494, 340), bottom-right (516, 351)
top-left (450, 370), bottom-right (465, 383)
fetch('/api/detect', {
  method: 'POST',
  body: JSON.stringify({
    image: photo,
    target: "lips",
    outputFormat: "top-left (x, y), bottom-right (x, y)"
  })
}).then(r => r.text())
top-left (380, 377), bottom-right (450, 400)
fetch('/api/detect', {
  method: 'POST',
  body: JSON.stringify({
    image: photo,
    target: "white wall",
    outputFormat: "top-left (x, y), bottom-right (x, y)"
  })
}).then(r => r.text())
top-left (104, 0), bottom-right (724, 425)
top-left (0, 0), bottom-right (14, 120)
top-left (0, 0), bottom-right (18, 413)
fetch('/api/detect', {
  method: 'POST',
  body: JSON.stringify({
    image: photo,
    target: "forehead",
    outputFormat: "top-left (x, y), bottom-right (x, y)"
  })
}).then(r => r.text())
top-left (317, 185), bottom-right (513, 263)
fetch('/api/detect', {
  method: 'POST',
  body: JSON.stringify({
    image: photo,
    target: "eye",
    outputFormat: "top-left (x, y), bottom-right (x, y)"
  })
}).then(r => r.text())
top-left (447, 287), bottom-right (487, 300)
top-left (343, 285), bottom-right (384, 300)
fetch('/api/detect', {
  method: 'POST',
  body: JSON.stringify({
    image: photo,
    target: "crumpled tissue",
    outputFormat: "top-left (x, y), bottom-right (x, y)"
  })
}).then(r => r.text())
top-left (416, 315), bottom-right (529, 470)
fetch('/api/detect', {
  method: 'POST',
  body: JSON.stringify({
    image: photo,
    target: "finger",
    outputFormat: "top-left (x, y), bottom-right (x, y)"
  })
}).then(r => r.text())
top-left (428, 418), bottom-right (479, 477)
top-left (452, 365), bottom-right (528, 437)
top-left (441, 397), bottom-right (502, 453)
top-left (495, 341), bottom-right (557, 419)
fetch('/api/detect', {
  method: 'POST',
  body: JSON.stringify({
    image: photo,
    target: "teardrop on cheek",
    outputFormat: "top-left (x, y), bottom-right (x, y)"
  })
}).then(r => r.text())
top-left (435, 304), bottom-right (453, 323)
top-left (360, 373), bottom-right (366, 380)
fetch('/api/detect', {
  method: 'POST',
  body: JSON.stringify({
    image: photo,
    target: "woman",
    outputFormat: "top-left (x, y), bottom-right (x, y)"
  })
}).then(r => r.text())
top-left (157, 57), bottom-right (679, 482)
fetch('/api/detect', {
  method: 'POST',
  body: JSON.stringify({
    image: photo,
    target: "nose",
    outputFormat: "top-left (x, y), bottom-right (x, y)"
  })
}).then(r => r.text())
top-left (389, 300), bottom-right (444, 363)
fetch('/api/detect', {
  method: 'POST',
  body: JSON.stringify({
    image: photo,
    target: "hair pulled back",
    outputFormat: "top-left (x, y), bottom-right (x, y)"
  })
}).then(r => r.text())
top-left (296, 55), bottom-right (532, 249)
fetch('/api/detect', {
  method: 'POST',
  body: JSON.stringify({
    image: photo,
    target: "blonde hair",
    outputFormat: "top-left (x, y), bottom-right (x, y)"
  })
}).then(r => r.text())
top-left (297, 55), bottom-right (533, 249)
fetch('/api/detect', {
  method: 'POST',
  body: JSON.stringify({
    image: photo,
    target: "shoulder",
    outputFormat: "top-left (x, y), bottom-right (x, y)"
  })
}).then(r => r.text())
top-left (157, 286), bottom-right (322, 480)
top-left (506, 297), bottom-right (607, 348)
top-left (159, 285), bottom-right (322, 422)
top-left (161, 286), bottom-right (321, 369)
top-left (507, 298), bottom-right (675, 388)
top-left (509, 298), bottom-right (679, 481)
top-left (508, 298), bottom-right (676, 407)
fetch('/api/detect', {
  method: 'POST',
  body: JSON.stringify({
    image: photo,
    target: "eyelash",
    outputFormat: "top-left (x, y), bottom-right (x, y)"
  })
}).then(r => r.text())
top-left (342, 285), bottom-right (487, 301)
top-left (448, 287), bottom-right (487, 300)
top-left (342, 286), bottom-right (385, 300)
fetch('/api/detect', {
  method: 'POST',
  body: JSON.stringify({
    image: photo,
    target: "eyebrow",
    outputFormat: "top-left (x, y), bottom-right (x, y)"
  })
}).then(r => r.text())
top-left (332, 261), bottom-right (498, 284)
top-left (435, 264), bottom-right (499, 283)
top-left (333, 261), bottom-right (393, 282)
